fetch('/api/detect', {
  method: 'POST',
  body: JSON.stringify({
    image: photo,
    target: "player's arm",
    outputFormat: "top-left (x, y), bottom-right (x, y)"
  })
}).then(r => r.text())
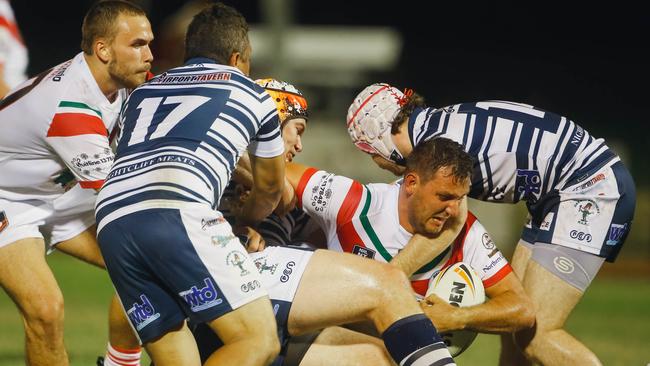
top-left (422, 272), bottom-right (535, 333)
top-left (237, 153), bottom-right (285, 227)
top-left (391, 197), bottom-right (468, 276)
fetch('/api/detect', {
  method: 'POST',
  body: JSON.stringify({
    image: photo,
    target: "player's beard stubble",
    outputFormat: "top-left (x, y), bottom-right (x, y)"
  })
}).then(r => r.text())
top-left (108, 55), bottom-right (150, 90)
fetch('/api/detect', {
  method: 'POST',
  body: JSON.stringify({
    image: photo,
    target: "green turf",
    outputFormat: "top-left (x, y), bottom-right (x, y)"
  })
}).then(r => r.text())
top-left (1, 253), bottom-right (649, 365)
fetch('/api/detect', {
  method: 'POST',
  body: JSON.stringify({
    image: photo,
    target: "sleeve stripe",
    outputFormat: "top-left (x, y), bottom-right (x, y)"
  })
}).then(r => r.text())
top-left (47, 113), bottom-right (108, 137)
top-left (79, 180), bottom-right (105, 189)
top-left (483, 264), bottom-right (513, 288)
top-left (0, 16), bottom-right (23, 44)
top-left (335, 181), bottom-right (365, 253)
top-left (296, 167), bottom-right (318, 209)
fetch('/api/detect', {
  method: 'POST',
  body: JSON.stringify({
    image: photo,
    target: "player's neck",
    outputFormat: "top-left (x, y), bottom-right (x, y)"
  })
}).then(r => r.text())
top-left (84, 53), bottom-right (120, 102)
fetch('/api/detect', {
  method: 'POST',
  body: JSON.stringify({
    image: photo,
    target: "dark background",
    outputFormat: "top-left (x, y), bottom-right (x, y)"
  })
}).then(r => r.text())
top-left (12, 1), bottom-right (648, 182)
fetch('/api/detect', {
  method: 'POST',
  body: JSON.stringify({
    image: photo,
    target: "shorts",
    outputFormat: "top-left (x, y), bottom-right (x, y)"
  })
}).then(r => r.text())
top-left (519, 240), bottom-right (605, 291)
top-left (522, 160), bottom-right (635, 262)
top-left (0, 184), bottom-right (96, 249)
top-left (97, 205), bottom-right (268, 344)
top-left (192, 245), bottom-right (314, 364)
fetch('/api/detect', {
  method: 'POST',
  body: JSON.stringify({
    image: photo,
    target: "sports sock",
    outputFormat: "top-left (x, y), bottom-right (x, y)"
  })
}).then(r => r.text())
top-left (382, 314), bottom-right (456, 366)
top-left (103, 343), bottom-right (142, 366)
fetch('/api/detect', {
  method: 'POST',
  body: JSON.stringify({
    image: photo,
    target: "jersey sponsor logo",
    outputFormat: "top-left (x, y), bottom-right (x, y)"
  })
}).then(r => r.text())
top-left (254, 257), bottom-right (279, 275)
top-left (241, 280), bottom-right (262, 293)
top-left (569, 230), bottom-right (592, 242)
top-left (552, 256), bottom-right (575, 274)
top-left (482, 256), bottom-right (503, 272)
top-left (571, 173), bottom-right (606, 192)
top-left (606, 223), bottom-right (628, 246)
top-left (352, 245), bottom-right (376, 259)
top-left (70, 149), bottom-right (113, 175)
top-left (107, 154), bottom-right (196, 180)
top-left (226, 251), bottom-right (250, 276)
top-left (573, 199), bottom-right (600, 225)
top-left (309, 174), bottom-right (334, 212)
top-left (126, 295), bottom-right (160, 331)
top-left (280, 261), bottom-right (296, 283)
top-left (201, 216), bottom-right (226, 230)
top-left (481, 233), bottom-right (495, 250)
top-left (570, 126), bottom-right (585, 146)
top-left (0, 211), bottom-right (9, 234)
top-left (51, 59), bottom-right (72, 82)
top-left (211, 234), bottom-right (235, 247)
top-left (540, 212), bottom-right (554, 231)
top-left (179, 278), bottom-right (223, 312)
top-left (515, 169), bottom-right (541, 202)
top-left (151, 72), bottom-right (232, 84)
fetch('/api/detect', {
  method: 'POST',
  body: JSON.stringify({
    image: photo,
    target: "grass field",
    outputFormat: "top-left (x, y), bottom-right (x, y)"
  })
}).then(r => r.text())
top-left (1, 253), bottom-right (649, 366)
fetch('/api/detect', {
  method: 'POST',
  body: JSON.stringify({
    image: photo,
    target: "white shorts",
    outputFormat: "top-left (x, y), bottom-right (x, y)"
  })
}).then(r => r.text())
top-left (249, 246), bottom-right (314, 304)
top-left (0, 184), bottom-right (96, 249)
top-left (522, 160), bottom-right (635, 262)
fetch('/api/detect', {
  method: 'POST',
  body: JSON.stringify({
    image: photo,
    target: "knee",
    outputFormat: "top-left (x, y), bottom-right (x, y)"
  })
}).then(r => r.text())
top-left (252, 331), bottom-right (281, 363)
top-left (22, 295), bottom-right (65, 337)
top-left (369, 263), bottom-right (412, 300)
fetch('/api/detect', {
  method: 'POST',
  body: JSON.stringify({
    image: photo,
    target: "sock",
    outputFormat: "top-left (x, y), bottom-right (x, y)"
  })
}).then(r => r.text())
top-left (103, 343), bottom-right (142, 366)
top-left (382, 314), bottom-right (456, 366)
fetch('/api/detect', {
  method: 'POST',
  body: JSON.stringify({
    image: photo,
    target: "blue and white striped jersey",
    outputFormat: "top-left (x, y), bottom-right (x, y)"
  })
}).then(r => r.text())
top-left (409, 101), bottom-right (617, 203)
top-left (96, 58), bottom-right (284, 231)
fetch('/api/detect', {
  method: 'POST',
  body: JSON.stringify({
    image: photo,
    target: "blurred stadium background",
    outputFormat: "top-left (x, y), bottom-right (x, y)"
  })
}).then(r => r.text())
top-left (2, 0), bottom-right (648, 365)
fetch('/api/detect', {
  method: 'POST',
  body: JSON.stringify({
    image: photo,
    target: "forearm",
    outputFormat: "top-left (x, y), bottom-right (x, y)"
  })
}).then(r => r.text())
top-left (232, 152), bottom-right (253, 188)
top-left (391, 199), bottom-right (466, 276)
top-left (447, 291), bottom-right (534, 333)
top-left (237, 188), bottom-right (281, 227)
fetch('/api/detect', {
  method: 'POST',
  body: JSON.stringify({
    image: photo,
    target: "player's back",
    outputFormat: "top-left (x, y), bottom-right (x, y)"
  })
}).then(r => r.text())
top-left (96, 60), bottom-right (281, 230)
top-left (0, 53), bottom-right (124, 201)
top-left (409, 101), bottom-right (616, 204)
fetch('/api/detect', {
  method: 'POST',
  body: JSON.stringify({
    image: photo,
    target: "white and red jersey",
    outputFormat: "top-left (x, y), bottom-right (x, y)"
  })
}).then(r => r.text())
top-left (296, 167), bottom-right (512, 296)
top-left (0, 52), bottom-right (126, 203)
top-left (0, 0), bottom-right (27, 88)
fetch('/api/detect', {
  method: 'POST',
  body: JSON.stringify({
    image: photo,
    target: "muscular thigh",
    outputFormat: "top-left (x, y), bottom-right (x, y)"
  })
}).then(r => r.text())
top-left (288, 250), bottom-right (394, 336)
top-left (55, 225), bottom-right (104, 268)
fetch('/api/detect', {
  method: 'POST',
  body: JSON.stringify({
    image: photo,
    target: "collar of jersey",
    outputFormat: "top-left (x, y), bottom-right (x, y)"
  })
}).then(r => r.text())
top-left (183, 57), bottom-right (244, 74)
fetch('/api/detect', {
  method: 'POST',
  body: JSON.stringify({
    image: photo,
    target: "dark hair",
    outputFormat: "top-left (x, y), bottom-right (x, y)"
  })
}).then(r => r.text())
top-left (405, 137), bottom-right (473, 184)
top-left (80, 0), bottom-right (146, 55)
top-left (184, 3), bottom-right (250, 64)
top-left (390, 91), bottom-right (426, 134)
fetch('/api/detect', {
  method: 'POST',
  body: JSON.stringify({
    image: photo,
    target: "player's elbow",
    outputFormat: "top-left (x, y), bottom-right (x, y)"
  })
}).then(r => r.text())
top-left (511, 295), bottom-right (536, 331)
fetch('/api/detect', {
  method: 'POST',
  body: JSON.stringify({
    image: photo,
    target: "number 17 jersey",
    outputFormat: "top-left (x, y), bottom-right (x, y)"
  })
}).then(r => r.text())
top-left (96, 59), bottom-right (284, 232)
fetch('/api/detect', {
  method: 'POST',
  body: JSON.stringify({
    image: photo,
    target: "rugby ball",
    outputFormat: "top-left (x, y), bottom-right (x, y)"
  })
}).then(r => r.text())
top-left (426, 262), bottom-right (486, 357)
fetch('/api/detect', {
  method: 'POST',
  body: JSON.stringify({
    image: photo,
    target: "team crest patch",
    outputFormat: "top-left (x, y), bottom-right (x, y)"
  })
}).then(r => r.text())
top-left (352, 245), bottom-right (376, 259)
top-left (211, 234), bottom-right (235, 247)
top-left (0, 211), bottom-right (8, 234)
top-left (226, 250), bottom-right (250, 276)
top-left (606, 223), bottom-right (628, 246)
top-left (254, 257), bottom-right (279, 274)
top-left (515, 169), bottom-right (541, 202)
top-left (574, 199), bottom-right (600, 225)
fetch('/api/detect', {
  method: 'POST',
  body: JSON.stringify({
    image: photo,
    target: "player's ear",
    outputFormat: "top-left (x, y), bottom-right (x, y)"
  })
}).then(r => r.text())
top-left (94, 39), bottom-right (111, 63)
top-left (228, 51), bottom-right (240, 67)
top-left (403, 171), bottom-right (419, 195)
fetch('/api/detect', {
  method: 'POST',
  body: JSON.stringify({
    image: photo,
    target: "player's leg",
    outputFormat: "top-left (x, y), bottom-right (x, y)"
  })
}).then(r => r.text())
top-left (202, 296), bottom-right (280, 365)
top-left (289, 249), bottom-right (455, 366)
top-left (299, 326), bottom-right (394, 366)
top-left (514, 245), bottom-right (604, 366)
top-left (498, 239), bottom-right (534, 366)
top-left (55, 222), bottom-right (142, 364)
top-left (144, 321), bottom-right (201, 366)
top-left (0, 237), bottom-right (69, 365)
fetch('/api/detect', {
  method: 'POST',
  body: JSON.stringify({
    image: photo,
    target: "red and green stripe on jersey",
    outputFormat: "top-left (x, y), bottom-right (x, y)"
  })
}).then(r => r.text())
top-left (46, 101), bottom-right (107, 138)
